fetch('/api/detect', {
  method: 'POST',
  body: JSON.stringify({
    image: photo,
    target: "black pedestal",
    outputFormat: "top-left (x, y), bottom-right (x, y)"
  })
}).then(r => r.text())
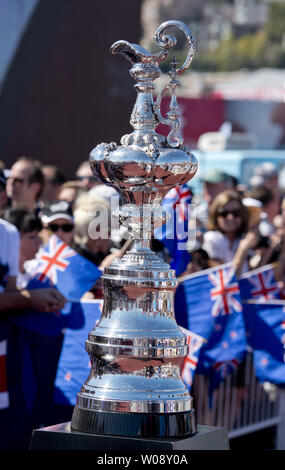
top-left (30, 422), bottom-right (229, 450)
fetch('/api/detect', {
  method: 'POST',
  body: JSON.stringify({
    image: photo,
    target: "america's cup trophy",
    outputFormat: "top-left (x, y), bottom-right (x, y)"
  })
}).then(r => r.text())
top-left (71, 20), bottom-right (198, 438)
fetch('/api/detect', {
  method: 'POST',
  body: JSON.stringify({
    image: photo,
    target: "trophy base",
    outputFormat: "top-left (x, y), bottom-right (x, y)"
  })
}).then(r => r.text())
top-left (70, 408), bottom-right (196, 438)
top-left (30, 422), bottom-right (230, 450)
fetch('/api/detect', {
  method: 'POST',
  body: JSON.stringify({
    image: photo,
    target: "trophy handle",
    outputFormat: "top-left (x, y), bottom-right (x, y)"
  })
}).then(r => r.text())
top-left (153, 20), bottom-right (196, 75)
top-left (153, 21), bottom-right (196, 148)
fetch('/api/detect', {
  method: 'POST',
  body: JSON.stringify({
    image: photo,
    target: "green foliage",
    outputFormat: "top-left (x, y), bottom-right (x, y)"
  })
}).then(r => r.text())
top-left (208, 2), bottom-right (285, 71)
top-left (266, 2), bottom-right (285, 42)
top-left (151, 2), bottom-right (285, 72)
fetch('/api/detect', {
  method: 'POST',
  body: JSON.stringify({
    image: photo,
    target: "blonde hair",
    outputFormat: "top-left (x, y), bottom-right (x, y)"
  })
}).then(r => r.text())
top-left (73, 193), bottom-right (110, 244)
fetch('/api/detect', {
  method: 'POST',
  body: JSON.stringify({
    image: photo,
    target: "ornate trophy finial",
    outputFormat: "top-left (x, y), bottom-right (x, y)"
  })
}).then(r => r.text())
top-left (71, 20), bottom-right (198, 438)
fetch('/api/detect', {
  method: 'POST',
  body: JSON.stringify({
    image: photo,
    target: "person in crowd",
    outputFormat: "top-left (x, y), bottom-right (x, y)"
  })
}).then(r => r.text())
top-left (72, 192), bottom-right (122, 298)
top-left (0, 214), bottom-right (21, 293)
top-left (73, 193), bottom-right (114, 266)
top-left (3, 208), bottom-right (43, 289)
top-left (249, 186), bottom-right (280, 228)
top-left (179, 245), bottom-right (210, 278)
top-left (203, 190), bottom-right (259, 275)
top-left (39, 200), bottom-right (74, 245)
top-left (75, 161), bottom-right (100, 191)
top-left (57, 180), bottom-right (87, 209)
top-left (196, 169), bottom-right (237, 229)
top-left (0, 169), bottom-right (8, 216)
top-left (87, 184), bottom-right (127, 248)
top-left (6, 156), bottom-right (44, 212)
top-left (241, 196), bottom-right (276, 269)
top-left (0, 214), bottom-right (66, 450)
top-left (250, 192), bottom-right (285, 285)
top-left (249, 161), bottom-right (279, 193)
top-left (241, 186), bottom-right (282, 269)
top-left (40, 165), bottom-right (66, 204)
top-left (274, 194), bottom-right (285, 297)
top-left (242, 197), bottom-right (263, 229)
top-left (0, 216), bottom-right (66, 313)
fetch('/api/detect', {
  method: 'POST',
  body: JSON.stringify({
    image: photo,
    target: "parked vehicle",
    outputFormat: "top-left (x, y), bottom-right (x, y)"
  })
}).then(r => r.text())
top-left (189, 149), bottom-right (285, 197)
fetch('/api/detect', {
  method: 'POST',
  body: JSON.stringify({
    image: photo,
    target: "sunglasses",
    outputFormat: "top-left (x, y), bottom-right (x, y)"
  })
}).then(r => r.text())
top-left (49, 223), bottom-right (74, 233)
top-left (218, 208), bottom-right (242, 218)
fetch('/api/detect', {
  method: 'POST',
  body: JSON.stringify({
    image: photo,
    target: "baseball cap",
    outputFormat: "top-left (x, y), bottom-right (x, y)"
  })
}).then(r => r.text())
top-left (201, 169), bottom-right (235, 185)
top-left (40, 200), bottom-right (74, 224)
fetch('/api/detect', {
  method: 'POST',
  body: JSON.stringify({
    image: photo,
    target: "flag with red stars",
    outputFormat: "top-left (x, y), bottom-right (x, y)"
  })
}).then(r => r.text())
top-left (54, 300), bottom-right (103, 405)
top-left (242, 300), bottom-right (285, 385)
top-left (238, 264), bottom-right (280, 302)
top-left (154, 184), bottom-right (193, 276)
top-left (26, 234), bottom-right (102, 300)
top-left (180, 327), bottom-right (206, 391)
top-left (180, 262), bottom-right (247, 375)
top-left (12, 235), bottom-right (102, 336)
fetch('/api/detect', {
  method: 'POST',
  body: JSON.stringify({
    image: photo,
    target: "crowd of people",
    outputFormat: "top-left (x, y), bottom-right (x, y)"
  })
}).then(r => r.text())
top-left (0, 156), bottom-right (125, 314)
top-left (0, 154), bottom-right (284, 449)
top-left (1, 156), bottom-right (284, 304)
top-left (179, 164), bottom-right (285, 296)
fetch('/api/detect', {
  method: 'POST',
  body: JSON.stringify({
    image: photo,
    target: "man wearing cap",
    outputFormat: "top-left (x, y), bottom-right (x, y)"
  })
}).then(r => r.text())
top-left (196, 169), bottom-right (237, 228)
top-left (40, 200), bottom-right (74, 245)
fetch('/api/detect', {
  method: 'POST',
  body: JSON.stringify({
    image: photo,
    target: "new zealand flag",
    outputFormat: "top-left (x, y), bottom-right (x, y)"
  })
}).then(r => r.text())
top-left (242, 300), bottom-right (285, 385)
top-left (180, 326), bottom-right (206, 391)
top-left (26, 234), bottom-right (102, 300)
top-left (12, 235), bottom-right (102, 336)
top-left (54, 300), bottom-right (103, 405)
top-left (179, 263), bottom-right (247, 371)
top-left (238, 263), bottom-right (280, 302)
top-left (155, 184), bottom-right (193, 276)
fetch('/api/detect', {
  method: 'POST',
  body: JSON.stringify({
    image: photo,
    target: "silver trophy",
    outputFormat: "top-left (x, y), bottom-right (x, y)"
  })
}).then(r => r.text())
top-left (71, 20), bottom-right (198, 438)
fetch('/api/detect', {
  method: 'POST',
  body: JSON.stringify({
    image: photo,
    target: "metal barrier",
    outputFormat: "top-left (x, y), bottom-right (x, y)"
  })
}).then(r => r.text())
top-left (191, 352), bottom-right (283, 446)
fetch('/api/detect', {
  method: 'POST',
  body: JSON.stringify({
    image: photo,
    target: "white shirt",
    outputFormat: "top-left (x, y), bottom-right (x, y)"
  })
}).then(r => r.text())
top-left (203, 230), bottom-right (240, 263)
top-left (203, 230), bottom-right (249, 273)
top-left (0, 218), bottom-right (20, 293)
top-left (16, 259), bottom-right (38, 289)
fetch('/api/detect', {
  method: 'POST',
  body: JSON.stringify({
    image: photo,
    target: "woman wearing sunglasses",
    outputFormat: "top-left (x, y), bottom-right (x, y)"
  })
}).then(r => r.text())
top-left (40, 200), bottom-right (74, 246)
top-left (203, 190), bottom-right (259, 275)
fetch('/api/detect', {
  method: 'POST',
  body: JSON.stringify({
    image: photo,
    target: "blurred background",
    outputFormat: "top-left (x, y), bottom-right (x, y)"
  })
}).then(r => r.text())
top-left (0, 0), bottom-right (284, 179)
top-left (0, 0), bottom-right (142, 177)
top-left (0, 1), bottom-right (285, 451)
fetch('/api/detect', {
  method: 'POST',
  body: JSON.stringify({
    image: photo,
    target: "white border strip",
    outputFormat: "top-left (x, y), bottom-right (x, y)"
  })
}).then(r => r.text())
top-left (238, 262), bottom-right (278, 280)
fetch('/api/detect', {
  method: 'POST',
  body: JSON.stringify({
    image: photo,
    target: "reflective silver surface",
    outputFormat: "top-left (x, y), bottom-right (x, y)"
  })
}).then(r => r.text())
top-left (71, 20), bottom-right (198, 438)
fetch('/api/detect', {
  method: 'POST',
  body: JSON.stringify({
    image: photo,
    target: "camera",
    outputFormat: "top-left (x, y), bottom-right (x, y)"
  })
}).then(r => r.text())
top-left (257, 235), bottom-right (270, 248)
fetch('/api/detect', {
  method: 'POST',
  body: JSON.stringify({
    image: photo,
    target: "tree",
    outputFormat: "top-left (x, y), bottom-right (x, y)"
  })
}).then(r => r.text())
top-left (266, 2), bottom-right (285, 43)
